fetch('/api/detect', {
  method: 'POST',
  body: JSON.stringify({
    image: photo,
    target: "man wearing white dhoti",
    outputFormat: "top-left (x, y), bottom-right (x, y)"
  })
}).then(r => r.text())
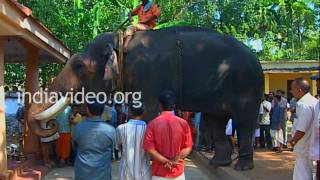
top-left (270, 95), bottom-right (285, 152)
top-left (289, 78), bottom-right (318, 180)
top-left (309, 74), bottom-right (320, 179)
top-left (116, 104), bottom-right (151, 180)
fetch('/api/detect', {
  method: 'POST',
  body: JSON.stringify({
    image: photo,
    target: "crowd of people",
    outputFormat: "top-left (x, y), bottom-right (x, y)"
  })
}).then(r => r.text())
top-left (68, 76), bottom-right (317, 180)
top-left (192, 90), bottom-right (293, 153)
top-left (5, 75), bottom-right (319, 180)
top-left (4, 75), bottom-right (319, 180)
top-left (192, 76), bottom-right (319, 180)
top-left (29, 91), bottom-right (191, 180)
top-left (256, 77), bottom-right (319, 180)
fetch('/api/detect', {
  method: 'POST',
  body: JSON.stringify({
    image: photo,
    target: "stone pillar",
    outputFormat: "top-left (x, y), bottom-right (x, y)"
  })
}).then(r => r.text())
top-left (264, 73), bottom-right (270, 94)
top-left (0, 37), bottom-right (7, 175)
top-left (22, 40), bottom-right (40, 155)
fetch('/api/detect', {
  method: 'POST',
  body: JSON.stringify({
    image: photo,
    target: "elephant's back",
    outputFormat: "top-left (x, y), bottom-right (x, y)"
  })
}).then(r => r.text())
top-left (131, 26), bottom-right (252, 64)
top-left (133, 26), bottom-right (226, 49)
top-left (127, 26), bottom-right (262, 80)
top-left (122, 26), bottom-right (263, 112)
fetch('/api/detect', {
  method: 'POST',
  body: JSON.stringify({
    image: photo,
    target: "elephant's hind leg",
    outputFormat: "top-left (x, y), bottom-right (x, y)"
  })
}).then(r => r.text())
top-left (232, 104), bottom-right (257, 171)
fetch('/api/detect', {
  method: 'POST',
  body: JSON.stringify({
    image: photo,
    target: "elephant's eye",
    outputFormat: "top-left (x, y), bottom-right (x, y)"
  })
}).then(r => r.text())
top-left (72, 60), bottom-right (86, 76)
top-left (74, 62), bottom-right (85, 71)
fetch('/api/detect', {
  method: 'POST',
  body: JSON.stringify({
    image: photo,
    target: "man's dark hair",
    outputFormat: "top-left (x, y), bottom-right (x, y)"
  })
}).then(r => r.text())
top-left (264, 94), bottom-right (269, 100)
top-left (129, 104), bottom-right (144, 117)
top-left (87, 100), bottom-right (105, 116)
top-left (71, 103), bottom-right (81, 108)
top-left (4, 86), bottom-right (9, 92)
top-left (276, 89), bottom-right (285, 96)
top-left (114, 103), bottom-right (123, 113)
top-left (275, 95), bottom-right (282, 101)
top-left (12, 86), bottom-right (18, 92)
top-left (293, 77), bottom-right (310, 93)
top-left (158, 91), bottom-right (176, 111)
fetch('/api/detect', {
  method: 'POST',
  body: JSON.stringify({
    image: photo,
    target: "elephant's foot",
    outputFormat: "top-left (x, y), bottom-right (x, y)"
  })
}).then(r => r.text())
top-left (210, 157), bottom-right (232, 167)
top-left (210, 141), bottom-right (232, 167)
top-left (234, 155), bottom-right (254, 171)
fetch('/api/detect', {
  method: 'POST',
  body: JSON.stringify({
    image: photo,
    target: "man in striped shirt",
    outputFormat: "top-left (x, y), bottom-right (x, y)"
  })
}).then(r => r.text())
top-left (116, 104), bottom-right (151, 180)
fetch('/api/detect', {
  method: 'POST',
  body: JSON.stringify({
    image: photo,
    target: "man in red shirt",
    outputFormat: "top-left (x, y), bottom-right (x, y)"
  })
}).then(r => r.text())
top-left (143, 91), bottom-right (193, 180)
top-left (124, 0), bottom-right (161, 53)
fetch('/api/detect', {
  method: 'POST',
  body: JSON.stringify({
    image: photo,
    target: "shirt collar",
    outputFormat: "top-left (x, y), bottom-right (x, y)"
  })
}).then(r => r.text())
top-left (160, 111), bottom-right (175, 116)
top-left (128, 119), bottom-right (146, 125)
top-left (297, 93), bottom-right (311, 104)
top-left (86, 116), bottom-right (104, 122)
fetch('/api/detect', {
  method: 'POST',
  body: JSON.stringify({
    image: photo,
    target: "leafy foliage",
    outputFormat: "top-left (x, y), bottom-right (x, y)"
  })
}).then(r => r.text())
top-left (4, 0), bottom-right (320, 87)
top-left (4, 64), bottom-right (25, 86)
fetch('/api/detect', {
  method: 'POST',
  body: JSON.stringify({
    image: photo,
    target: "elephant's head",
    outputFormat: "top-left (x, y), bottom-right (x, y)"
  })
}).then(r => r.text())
top-left (28, 40), bottom-right (118, 137)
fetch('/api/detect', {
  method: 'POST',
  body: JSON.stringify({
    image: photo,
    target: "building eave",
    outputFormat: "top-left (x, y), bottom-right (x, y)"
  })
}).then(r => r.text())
top-left (0, 0), bottom-right (71, 63)
top-left (261, 60), bottom-right (320, 73)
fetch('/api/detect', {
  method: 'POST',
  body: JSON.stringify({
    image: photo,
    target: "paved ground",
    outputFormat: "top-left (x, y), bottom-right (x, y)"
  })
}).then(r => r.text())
top-left (44, 157), bottom-right (213, 180)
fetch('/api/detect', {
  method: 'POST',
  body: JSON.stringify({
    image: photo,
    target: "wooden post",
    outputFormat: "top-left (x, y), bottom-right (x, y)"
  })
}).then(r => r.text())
top-left (264, 73), bottom-right (270, 94)
top-left (21, 40), bottom-right (40, 155)
top-left (311, 73), bottom-right (318, 96)
top-left (0, 37), bottom-right (8, 175)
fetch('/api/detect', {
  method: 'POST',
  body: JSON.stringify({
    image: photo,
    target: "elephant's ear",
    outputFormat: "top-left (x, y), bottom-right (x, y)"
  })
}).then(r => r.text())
top-left (103, 45), bottom-right (119, 80)
top-left (103, 44), bottom-right (115, 65)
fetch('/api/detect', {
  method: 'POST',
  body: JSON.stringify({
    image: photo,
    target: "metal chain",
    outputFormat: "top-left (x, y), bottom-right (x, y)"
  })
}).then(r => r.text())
top-left (176, 31), bottom-right (183, 109)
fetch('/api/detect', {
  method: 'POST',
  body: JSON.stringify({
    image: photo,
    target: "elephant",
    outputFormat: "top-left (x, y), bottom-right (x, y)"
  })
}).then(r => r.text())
top-left (28, 26), bottom-right (264, 170)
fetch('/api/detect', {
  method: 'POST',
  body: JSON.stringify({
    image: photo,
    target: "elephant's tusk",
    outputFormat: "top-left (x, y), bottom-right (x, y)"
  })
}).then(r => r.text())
top-left (34, 96), bottom-right (71, 122)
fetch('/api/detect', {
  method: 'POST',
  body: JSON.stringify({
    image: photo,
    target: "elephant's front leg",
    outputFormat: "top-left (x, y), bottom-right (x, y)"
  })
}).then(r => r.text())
top-left (206, 114), bottom-right (232, 167)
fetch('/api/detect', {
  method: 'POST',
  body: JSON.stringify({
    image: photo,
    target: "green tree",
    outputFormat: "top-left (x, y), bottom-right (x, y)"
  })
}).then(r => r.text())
top-left (5, 0), bottom-right (319, 86)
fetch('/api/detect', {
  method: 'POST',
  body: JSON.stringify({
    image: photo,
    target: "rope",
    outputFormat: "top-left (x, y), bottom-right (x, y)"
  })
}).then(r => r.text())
top-left (117, 30), bottom-right (125, 92)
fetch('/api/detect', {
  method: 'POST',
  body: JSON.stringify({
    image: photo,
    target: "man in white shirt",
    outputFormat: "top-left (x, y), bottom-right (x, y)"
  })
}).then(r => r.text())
top-left (116, 104), bottom-right (151, 180)
top-left (310, 101), bottom-right (319, 179)
top-left (289, 78), bottom-right (318, 180)
top-left (259, 94), bottom-right (272, 149)
top-left (310, 75), bottom-right (320, 179)
top-left (192, 112), bottom-right (202, 150)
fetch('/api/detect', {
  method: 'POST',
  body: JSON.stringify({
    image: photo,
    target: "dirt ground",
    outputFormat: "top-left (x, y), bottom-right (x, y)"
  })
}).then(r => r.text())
top-left (200, 148), bottom-right (296, 180)
top-left (240, 149), bottom-right (295, 180)
top-left (201, 148), bottom-right (319, 180)
top-left (45, 158), bottom-right (214, 180)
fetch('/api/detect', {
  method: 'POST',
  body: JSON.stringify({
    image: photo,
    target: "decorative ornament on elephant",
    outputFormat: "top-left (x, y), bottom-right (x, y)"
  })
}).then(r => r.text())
top-left (28, 26), bottom-right (263, 171)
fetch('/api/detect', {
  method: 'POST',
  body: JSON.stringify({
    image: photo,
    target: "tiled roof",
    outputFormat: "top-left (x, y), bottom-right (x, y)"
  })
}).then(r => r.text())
top-left (11, 0), bottom-right (32, 16)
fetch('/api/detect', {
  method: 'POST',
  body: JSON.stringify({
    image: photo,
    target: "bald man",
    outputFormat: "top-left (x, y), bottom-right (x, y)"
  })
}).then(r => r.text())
top-left (289, 77), bottom-right (318, 180)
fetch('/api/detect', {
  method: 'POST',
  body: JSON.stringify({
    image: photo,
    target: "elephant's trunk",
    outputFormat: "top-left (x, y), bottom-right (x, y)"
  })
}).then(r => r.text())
top-left (28, 61), bottom-right (79, 138)
top-left (27, 95), bottom-right (64, 138)
top-left (27, 114), bottom-right (59, 138)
